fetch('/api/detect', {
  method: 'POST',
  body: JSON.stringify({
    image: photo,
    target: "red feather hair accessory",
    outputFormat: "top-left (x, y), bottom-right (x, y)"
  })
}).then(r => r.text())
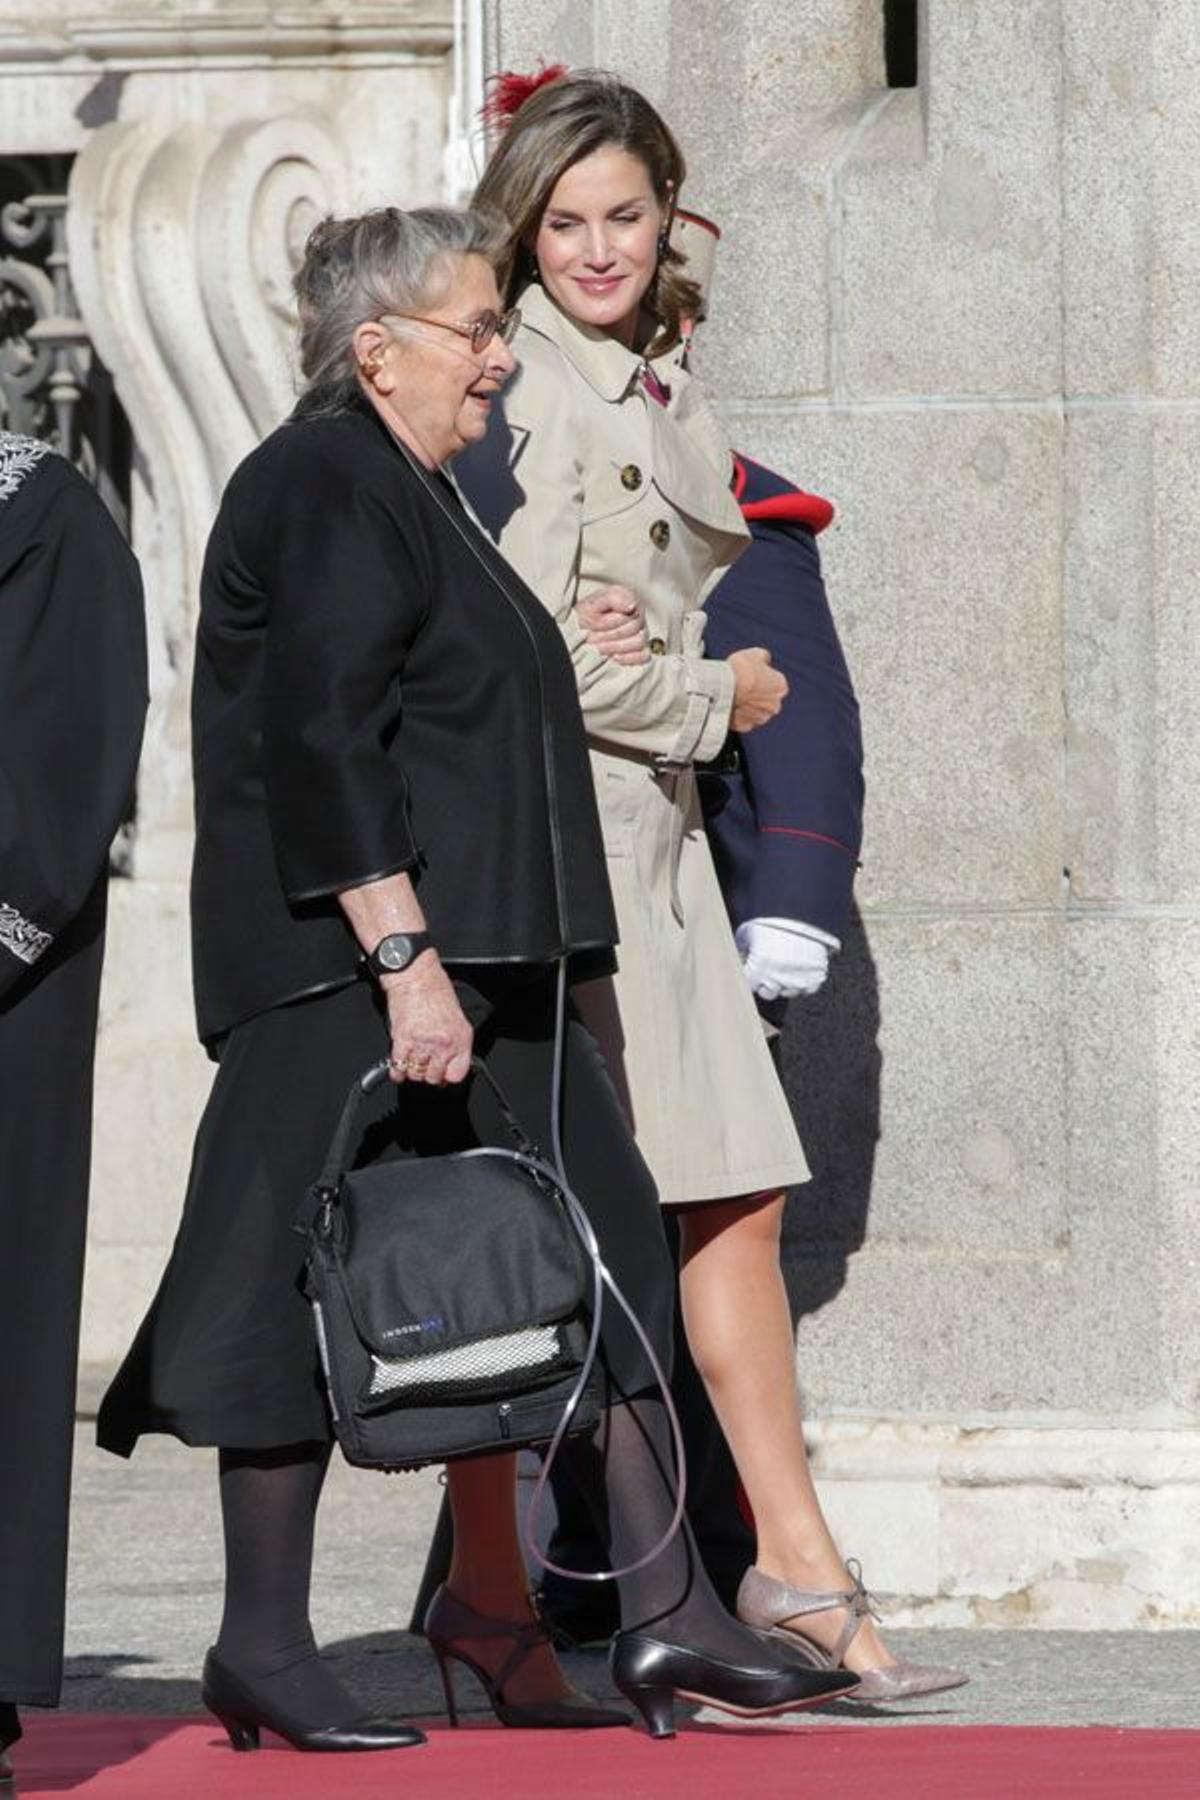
top-left (481, 62), bottom-right (569, 129)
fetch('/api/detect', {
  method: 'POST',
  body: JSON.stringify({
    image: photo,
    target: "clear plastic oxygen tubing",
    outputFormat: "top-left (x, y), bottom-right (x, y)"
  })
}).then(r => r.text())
top-left (520, 956), bottom-right (688, 1583)
top-left (366, 412), bottom-right (688, 1581)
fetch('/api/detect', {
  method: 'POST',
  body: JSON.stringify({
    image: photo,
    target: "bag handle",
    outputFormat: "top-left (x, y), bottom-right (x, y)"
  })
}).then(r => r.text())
top-left (312, 1054), bottom-right (540, 1199)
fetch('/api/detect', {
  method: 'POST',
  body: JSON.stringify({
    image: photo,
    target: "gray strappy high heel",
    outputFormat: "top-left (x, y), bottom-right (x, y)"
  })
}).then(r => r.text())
top-left (736, 1562), bottom-right (969, 1703)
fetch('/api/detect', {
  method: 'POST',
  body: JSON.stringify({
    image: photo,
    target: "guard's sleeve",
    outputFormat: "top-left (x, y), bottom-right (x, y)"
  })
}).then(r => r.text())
top-left (702, 522), bottom-right (864, 940)
top-left (459, 349), bottom-right (734, 764)
top-left (255, 445), bottom-right (428, 903)
top-left (0, 457), bottom-right (147, 1000)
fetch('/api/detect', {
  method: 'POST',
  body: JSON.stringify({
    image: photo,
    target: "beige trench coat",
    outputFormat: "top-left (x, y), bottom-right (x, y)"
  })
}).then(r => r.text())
top-left (456, 283), bottom-right (809, 1204)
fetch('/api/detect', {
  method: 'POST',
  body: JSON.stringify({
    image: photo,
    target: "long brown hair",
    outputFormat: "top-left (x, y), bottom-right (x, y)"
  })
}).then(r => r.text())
top-left (472, 69), bottom-right (701, 357)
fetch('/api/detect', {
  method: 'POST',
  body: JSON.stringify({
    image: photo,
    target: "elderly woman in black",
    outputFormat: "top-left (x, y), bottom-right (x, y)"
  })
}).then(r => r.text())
top-left (98, 206), bottom-right (850, 1751)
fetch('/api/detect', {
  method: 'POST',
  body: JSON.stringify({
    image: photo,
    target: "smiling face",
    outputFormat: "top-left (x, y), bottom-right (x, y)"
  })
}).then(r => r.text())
top-left (354, 253), bottom-right (516, 467)
top-left (533, 145), bottom-right (667, 347)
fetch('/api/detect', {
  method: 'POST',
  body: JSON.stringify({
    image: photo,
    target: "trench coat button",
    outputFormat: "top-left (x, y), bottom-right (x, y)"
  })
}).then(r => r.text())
top-left (649, 636), bottom-right (667, 656)
top-left (649, 519), bottom-right (671, 550)
top-left (621, 463), bottom-right (643, 491)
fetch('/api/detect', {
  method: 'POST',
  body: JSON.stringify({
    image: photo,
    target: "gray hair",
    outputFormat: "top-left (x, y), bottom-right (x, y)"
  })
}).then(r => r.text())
top-left (292, 205), bottom-right (505, 418)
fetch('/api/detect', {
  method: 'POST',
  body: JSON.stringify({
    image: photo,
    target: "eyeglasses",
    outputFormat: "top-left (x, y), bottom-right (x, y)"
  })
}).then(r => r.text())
top-left (381, 306), bottom-right (521, 355)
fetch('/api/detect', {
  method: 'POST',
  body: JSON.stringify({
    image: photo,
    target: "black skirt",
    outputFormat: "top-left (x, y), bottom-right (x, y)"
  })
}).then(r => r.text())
top-left (97, 969), bottom-right (673, 1455)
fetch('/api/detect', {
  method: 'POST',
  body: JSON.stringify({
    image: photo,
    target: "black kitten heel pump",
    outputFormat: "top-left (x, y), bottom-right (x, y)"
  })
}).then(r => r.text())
top-left (610, 1631), bottom-right (860, 1740)
top-left (201, 1649), bottom-right (425, 1753)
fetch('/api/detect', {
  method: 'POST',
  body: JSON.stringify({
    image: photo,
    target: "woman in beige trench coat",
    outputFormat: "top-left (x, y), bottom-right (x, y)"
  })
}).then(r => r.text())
top-left (459, 282), bottom-right (806, 1206)
top-left (460, 70), bottom-right (965, 1700)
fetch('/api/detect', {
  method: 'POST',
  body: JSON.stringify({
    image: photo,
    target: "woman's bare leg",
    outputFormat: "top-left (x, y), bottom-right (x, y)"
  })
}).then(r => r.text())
top-left (443, 1454), bottom-right (576, 1701)
top-left (675, 1191), bottom-right (893, 1671)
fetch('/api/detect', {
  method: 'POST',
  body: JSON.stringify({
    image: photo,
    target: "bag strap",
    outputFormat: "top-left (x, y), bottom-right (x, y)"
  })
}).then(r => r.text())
top-left (311, 1054), bottom-right (540, 1200)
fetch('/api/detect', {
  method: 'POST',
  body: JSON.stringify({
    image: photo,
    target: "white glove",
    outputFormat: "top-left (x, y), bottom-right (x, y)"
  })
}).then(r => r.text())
top-left (736, 918), bottom-right (841, 1001)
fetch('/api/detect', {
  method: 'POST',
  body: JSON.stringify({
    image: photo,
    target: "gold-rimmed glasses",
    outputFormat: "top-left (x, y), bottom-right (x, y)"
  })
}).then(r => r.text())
top-left (380, 306), bottom-right (521, 355)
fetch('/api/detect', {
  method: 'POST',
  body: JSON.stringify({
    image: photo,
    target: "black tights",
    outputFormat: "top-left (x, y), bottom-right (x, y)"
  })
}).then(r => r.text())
top-left (215, 1442), bottom-right (361, 1725)
top-left (557, 1392), bottom-right (780, 1662)
top-left (216, 1404), bottom-right (795, 1725)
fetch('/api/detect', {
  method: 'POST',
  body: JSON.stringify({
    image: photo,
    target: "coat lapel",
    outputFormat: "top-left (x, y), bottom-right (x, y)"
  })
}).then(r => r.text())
top-left (514, 282), bottom-right (639, 403)
top-left (508, 286), bottom-right (744, 541)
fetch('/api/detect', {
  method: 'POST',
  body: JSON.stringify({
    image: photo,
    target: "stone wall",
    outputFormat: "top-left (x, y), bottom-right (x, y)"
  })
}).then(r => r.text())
top-left (484, 0), bottom-right (1200, 1625)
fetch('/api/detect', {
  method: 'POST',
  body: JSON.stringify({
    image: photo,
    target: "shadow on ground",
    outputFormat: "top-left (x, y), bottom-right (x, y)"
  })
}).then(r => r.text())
top-left (57, 1629), bottom-right (1200, 1733)
top-left (61, 1632), bottom-right (613, 1722)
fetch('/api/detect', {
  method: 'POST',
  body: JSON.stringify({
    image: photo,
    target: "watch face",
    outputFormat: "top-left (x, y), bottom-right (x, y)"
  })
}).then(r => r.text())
top-left (377, 935), bottom-right (413, 971)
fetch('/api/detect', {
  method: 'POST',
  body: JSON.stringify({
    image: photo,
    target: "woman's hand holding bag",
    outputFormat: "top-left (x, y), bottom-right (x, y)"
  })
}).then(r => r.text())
top-left (382, 951), bottom-right (474, 1086)
top-left (336, 872), bottom-right (473, 1087)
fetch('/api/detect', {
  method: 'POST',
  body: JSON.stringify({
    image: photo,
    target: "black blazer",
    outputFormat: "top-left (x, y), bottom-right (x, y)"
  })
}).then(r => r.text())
top-left (191, 397), bottom-right (617, 1047)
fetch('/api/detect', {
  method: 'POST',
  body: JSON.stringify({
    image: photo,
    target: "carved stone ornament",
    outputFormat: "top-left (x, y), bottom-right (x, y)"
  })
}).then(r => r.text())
top-left (69, 110), bottom-right (347, 543)
top-left (66, 112), bottom-right (349, 871)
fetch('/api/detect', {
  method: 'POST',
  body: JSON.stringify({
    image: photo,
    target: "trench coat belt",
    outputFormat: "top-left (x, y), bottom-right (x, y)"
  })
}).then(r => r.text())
top-left (647, 755), bottom-right (694, 925)
top-left (669, 766), bottom-right (693, 923)
top-left (649, 612), bottom-right (717, 924)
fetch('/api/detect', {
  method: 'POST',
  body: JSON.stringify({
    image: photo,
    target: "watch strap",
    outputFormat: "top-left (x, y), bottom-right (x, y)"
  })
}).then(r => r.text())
top-left (365, 931), bottom-right (434, 980)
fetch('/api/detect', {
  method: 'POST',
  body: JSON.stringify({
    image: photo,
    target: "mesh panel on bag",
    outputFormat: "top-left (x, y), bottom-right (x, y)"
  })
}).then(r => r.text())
top-left (368, 1324), bottom-right (563, 1398)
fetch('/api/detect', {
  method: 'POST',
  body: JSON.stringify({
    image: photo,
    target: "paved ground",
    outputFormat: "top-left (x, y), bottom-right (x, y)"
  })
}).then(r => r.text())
top-left (58, 1424), bottom-right (1200, 1732)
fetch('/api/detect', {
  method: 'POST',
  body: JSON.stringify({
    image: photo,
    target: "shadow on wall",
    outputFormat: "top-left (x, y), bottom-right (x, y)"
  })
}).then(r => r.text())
top-left (777, 903), bottom-right (882, 1323)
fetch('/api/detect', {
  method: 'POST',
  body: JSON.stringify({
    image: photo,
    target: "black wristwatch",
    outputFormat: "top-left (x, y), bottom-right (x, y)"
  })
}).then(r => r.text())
top-left (364, 931), bottom-right (435, 980)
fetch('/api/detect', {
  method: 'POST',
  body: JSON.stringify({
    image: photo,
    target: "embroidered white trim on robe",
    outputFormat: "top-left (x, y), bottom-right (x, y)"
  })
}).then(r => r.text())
top-left (0, 900), bottom-right (53, 965)
top-left (0, 430), bottom-right (54, 504)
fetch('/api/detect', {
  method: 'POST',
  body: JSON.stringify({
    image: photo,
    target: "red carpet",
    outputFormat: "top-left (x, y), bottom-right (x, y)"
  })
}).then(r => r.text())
top-left (10, 1713), bottom-right (1199, 1799)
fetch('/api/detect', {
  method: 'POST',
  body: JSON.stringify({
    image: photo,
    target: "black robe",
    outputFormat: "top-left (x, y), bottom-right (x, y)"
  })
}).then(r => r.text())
top-left (0, 436), bottom-right (147, 1707)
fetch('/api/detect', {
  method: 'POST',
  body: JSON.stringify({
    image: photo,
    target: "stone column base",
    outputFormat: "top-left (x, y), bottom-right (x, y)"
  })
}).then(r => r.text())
top-left (807, 1416), bottom-right (1200, 1628)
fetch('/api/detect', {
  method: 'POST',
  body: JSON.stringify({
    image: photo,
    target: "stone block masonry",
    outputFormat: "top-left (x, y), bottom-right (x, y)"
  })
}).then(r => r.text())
top-left (482, 0), bottom-right (1200, 1625)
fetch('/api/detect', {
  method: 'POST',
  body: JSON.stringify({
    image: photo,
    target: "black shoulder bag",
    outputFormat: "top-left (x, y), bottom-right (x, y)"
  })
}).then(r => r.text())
top-left (299, 1044), bottom-right (604, 1471)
